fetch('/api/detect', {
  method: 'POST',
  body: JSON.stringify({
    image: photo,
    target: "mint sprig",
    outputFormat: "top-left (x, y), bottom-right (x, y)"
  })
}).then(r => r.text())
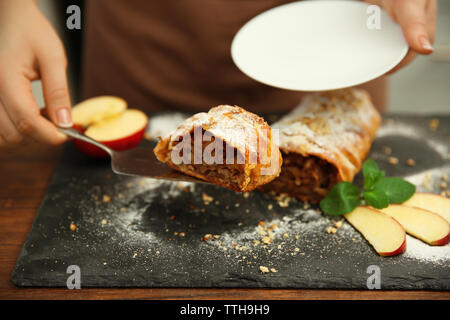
top-left (319, 182), bottom-right (361, 215)
top-left (319, 159), bottom-right (416, 215)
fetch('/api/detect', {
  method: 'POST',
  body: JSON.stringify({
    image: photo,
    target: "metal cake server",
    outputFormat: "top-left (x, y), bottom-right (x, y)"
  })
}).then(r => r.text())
top-left (58, 127), bottom-right (207, 184)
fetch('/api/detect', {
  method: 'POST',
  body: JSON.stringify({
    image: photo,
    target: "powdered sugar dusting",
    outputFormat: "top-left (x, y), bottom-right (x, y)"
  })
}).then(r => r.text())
top-left (404, 236), bottom-right (450, 264)
top-left (146, 112), bottom-right (188, 140)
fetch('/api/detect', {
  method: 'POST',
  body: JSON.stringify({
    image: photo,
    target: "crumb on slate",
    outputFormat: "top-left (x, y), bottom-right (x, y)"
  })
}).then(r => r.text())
top-left (259, 266), bottom-right (270, 274)
top-left (326, 226), bottom-right (337, 234)
top-left (201, 193), bottom-right (213, 205)
top-left (429, 118), bottom-right (439, 131)
top-left (406, 158), bottom-right (415, 166)
top-left (388, 157), bottom-right (399, 165)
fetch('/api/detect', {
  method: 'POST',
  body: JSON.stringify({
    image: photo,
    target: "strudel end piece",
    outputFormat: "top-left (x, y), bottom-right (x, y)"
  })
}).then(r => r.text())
top-left (154, 105), bottom-right (282, 192)
top-left (261, 89), bottom-right (381, 203)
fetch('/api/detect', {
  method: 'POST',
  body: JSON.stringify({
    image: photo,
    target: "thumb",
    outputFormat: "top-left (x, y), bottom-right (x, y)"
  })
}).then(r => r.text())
top-left (395, 0), bottom-right (433, 54)
top-left (38, 52), bottom-right (73, 128)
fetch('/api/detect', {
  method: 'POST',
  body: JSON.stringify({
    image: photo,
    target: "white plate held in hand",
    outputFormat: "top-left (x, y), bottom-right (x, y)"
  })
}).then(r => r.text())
top-left (231, 0), bottom-right (408, 91)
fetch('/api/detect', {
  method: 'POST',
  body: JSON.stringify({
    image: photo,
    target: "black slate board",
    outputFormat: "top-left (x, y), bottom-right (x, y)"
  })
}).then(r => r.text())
top-left (12, 115), bottom-right (450, 289)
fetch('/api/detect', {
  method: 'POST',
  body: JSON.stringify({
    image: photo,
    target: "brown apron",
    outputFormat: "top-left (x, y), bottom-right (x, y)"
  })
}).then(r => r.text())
top-left (81, 0), bottom-right (305, 113)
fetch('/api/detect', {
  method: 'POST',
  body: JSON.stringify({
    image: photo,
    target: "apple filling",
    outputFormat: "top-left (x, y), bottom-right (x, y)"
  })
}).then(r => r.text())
top-left (166, 132), bottom-right (250, 191)
top-left (261, 152), bottom-right (338, 203)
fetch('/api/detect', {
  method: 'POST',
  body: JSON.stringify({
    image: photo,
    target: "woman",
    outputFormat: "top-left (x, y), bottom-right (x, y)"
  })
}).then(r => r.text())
top-left (0, 0), bottom-right (436, 148)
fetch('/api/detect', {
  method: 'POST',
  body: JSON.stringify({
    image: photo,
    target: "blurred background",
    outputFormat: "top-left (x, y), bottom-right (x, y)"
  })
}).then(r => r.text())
top-left (33, 0), bottom-right (450, 114)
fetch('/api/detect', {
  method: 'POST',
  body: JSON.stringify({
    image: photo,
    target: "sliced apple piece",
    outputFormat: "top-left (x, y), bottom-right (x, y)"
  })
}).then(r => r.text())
top-left (344, 206), bottom-right (406, 256)
top-left (403, 192), bottom-right (450, 223)
top-left (379, 205), bottom-right (450, 246)
top-left (73, 109), bottom-right (148, 157)
top-left (72, 96), bottom-right (127, 128)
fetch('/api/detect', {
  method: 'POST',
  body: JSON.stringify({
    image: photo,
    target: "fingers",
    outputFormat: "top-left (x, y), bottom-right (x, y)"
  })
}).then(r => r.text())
top-left (37, 48), bottom-right (73, 128)
top-left (394, 0), bottom-right (433, 54)
top-left (0, 100), bottom-right (34, 148)
top-left (425, 0), bottom-right (437, 44)
top-left (0, 72), bottom-right (67, 146)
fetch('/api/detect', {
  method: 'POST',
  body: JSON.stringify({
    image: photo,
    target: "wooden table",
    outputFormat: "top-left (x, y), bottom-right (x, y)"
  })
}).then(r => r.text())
top-left (0, 143), bottom-right (449, 300)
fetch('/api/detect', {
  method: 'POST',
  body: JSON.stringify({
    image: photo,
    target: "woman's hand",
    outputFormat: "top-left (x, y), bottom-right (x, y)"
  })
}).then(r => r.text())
top-left (0, 0), bottom-right (72, 148)
top-left (365, 0), bottom-right (437, 73)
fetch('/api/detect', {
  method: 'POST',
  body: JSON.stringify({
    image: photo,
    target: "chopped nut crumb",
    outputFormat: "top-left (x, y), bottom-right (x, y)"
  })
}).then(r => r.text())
top-left (267, 204), bottom-right (273, 210)
top-left (103, 195), bottom-right (111, 203)
top-left (101, 219), bottom-right (108, 225)
top-left (201, 193), bottom-right (213, 205)
top-left (179, 232), bottom-right (186, 237)
top-left (388, 157), bottom-right (399, 165)
top-left (270, 268), bottom-right (278, 273)
top-left (201, 234), bottom-right (213, 241)
top-left (283, 233), bottom-right (289, 239)
top-left (333, 220), bottom-right (343, 228)
top-left (243, 192), bottom-right (250, 199)
top-left (429, 118), bottom-right (439, 131)
top-left (326, 226), bottom-right (337, 234)
top-left (262, 236), bottom-right (272, 244)
top-left (70, 223), bottom-right (77, 231)
top-left (406, 158), bottom-right (415, 166)
top-left (259, 266), bottom-right (270, 274)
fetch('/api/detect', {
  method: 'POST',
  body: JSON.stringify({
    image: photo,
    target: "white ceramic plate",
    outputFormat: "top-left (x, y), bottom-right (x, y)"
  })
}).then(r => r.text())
top-left (231, 0), bottom-right (408, 91)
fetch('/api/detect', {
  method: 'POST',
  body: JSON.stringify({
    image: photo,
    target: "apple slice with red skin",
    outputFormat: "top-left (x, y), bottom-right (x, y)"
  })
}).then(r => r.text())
top-left (403, 192), bottom-right (450, 224)
top-left (344, 206), bottom-right (406, 256)
top-left (73, 109), bottom-right (148, 158)
top-left (72, 96), bottom-right (127, 128)
top-left (380, 205), bottom-right (450, 246)
top-left (71, 96), bottom-right (148, 157)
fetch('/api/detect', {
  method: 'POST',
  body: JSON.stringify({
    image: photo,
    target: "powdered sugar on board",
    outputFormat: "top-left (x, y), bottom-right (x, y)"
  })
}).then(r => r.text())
top-left (404, 236), bottom-right (450, 264)
top-left (145, 112), bottom-right (188, 140)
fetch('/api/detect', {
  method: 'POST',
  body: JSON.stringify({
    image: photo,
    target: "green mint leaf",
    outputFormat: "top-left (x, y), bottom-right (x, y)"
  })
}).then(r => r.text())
top-left (373, 177), bottom-right (416, 204)
top-left (320, 182), bottom-right (362, 215)
top-left (362, 159), bottom-right (385, 191)
top-left (364, 189), bottom-right (389, 209)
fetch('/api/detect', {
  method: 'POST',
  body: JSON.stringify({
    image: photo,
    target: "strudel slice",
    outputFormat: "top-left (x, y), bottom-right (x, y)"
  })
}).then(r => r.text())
top-left (154, 105), bottom-right (282, 192)
top-left (262, 89), bottom-right (381, 203)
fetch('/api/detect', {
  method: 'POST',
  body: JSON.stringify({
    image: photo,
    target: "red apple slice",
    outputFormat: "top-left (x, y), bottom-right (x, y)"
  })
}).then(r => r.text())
top-left (380, 205), bottom-right (450, 246)
top-left (73, 109), bottom-right (148, 157)
top-left (344, 206), bottom-right (406, 256)
top-left (403, 192), bottom-right (450, 224)
top-left (72, 96), bottom-right (127, 128)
